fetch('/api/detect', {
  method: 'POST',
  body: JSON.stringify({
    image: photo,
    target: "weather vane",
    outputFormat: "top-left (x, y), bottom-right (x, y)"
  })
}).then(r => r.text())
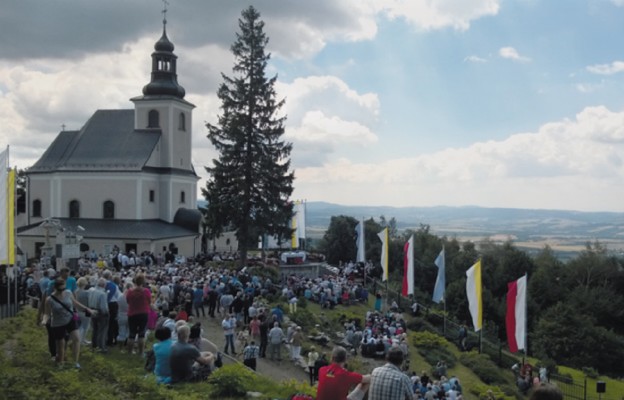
top-left (162, 0), bottom-right (169, 26)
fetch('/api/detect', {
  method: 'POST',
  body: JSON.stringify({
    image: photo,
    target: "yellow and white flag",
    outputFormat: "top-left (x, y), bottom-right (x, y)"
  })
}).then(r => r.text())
top-left (0, 147), bottom-right (15, 265)
top-left (466, 259), bottom-right (482, 332)
top-left (377, 228), bottom-right (388, 281)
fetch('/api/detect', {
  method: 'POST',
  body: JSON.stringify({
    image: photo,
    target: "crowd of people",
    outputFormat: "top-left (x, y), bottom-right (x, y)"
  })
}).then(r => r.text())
top-left (16, 250), bottom-right (563, 399)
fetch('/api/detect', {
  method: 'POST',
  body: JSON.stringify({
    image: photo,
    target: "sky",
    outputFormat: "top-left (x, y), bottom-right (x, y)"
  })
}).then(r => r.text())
top-left (1, 0), bottom-right (624, 212)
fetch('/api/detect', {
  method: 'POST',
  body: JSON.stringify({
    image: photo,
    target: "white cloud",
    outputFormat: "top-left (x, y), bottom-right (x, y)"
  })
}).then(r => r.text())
top-left (499, 47), bottom-right (531, 62)
top-left (586, 61), bottom-right (624, 75)
top-left (275, 76), bottom-right (380, 167)
top-left (611, 0), bottom-right (624, 6)
top-left (293, 106), bottom-right (624, 211)
top-left (464, 55), bottom-right (487, 63)
top-left (372, 0), bottom-right (500, 31)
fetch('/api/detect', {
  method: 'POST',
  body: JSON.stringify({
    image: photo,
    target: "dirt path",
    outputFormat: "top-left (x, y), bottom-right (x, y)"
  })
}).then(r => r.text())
top-left (194, 312), bottom-right (311, 384)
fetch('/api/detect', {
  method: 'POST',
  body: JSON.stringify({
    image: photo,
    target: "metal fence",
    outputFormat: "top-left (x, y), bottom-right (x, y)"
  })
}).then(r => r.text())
top-left (0, 267), bottom-right (22, 319)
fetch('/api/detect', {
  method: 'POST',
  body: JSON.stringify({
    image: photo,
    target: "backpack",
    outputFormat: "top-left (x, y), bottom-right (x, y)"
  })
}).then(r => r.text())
top-left (27, 283), bottom-right (42, 299)
top-left (144, 349), bottom-right (156, 372)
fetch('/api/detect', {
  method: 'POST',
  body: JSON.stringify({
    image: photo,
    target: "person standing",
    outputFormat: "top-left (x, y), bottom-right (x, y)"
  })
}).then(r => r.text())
top-left (222, 313), bottom-right (237, 355)
top-left (89, 278), bottom-right (110, 353)
top-left (193, 283), bottom-right (206, 317)
top-left (242, 340), bottom-right (260, 371)
top-left (259, 313), bottom-right (269, 358)
top-left (317, 346), bottom-right (370, 400)
top-left (307, 345), bottom-right (320, 385)
top-left (103, 270), bottom-right (119, 347)
top-left (268, 321), bottom-right (285, 361)
top-left (290, 326), bottom-right (304, 362)
top-left (125, 274), bottom-right (152, 356)
top-left (42, 277), bottom-right (93, 369)
top-left (207, 287), bottom-right (218, 318)
top-left (368, 346), bottom-right (415, 400)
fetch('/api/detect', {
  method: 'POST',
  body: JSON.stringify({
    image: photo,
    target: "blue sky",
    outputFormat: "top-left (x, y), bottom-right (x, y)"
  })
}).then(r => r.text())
top-left (1, 0), bottom-right (624, 211)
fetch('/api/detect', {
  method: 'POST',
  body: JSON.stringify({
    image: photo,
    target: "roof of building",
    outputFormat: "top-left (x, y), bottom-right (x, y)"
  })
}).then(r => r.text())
top-left (29, 109), bottom-right (161, 173)
top-left (17, 217), bottom-right (200, 241)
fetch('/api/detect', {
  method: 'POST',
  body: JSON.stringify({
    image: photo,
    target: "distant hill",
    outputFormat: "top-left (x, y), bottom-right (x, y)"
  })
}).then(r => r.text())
top-left (196, 200), bottom-right (624, 256)
top-left (304, 202), bottom-right (624, 257)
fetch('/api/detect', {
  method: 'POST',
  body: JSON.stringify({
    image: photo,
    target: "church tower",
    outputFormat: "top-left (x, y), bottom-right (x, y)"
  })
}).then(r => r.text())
top-left (131, 12), bottom-right (195, 171)
top-left (131, 12), bottom-right (198, 222)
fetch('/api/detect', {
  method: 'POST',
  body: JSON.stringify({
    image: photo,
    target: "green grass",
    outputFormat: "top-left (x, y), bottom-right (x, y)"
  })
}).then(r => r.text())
top-left (0, 307), bottom-right (313, 400)
top-left (557, 366), bottom-right (624, 400)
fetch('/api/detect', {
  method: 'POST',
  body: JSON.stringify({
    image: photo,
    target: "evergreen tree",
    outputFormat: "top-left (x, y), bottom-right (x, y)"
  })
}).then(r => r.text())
top-left (203, 6), bottom-right (294, 266)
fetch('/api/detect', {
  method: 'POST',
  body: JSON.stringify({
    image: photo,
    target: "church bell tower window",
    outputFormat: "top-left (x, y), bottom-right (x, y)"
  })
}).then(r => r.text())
top-left (148, 109), bottom-right (160, 128)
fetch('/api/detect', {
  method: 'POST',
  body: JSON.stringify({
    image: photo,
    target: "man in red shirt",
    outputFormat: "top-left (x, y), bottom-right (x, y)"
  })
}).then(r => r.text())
top-left (317, 346), bottom-right (371, 400)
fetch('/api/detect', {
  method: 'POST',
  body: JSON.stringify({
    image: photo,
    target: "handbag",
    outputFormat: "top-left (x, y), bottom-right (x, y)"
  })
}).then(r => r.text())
top-left (50, 295), bottom-right (81, 323)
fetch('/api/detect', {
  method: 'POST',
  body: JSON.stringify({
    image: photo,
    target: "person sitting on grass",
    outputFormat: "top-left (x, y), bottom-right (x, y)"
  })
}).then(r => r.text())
top-left (170, 325), bottom-right (215, 383)
top-left (153, 326), bottom-right (173, 384)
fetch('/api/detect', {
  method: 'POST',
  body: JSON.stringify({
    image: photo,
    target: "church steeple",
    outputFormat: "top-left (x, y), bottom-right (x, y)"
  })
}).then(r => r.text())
top-left (142, 5), bottom-right (186, 98)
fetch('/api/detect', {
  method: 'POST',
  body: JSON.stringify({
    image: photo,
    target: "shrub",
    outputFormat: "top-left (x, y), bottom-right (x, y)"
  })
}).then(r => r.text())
top-left (411, 331), bottom-right (456, 369)
top-left (207, 363), bottom-right (255, 398)
top-left (289, 307), bottom-right (321, 332)
top-left (469, 383), bottom-right (516, 400)
top-left (459, 351), bottom-right (508, 385)
top-left (582, 366), bottom-right (599, 379)
top-left (412, 331), bottom-right (449, 348)
top-left (406, 317), bottom-right (437, 333)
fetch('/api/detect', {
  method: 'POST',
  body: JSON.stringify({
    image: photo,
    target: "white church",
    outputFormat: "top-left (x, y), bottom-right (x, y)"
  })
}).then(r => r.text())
top-left (16, 21), bottom-right (202, 261)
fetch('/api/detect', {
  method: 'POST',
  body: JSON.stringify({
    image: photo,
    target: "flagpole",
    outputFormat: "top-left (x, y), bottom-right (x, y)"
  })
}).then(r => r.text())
top-left (443, 296), bottom-right (447, 337)
top-left (523, 272), bottom-right (528, 364)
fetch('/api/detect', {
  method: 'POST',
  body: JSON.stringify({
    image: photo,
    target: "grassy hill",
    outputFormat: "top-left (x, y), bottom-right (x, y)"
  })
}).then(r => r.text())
top-left (3, 299), bottom-right (622, 400)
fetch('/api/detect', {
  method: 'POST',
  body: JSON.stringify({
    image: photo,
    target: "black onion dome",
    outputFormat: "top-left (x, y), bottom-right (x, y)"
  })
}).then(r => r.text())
top-left (155, 31), bottom-right (174, 52)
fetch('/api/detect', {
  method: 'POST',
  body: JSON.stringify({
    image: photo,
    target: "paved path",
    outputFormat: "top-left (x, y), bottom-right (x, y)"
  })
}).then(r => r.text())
top-left (194, 312), bottom-right (311, 384)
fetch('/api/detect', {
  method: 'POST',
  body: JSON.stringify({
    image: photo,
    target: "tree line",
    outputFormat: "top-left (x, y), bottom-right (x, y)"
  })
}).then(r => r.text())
top-left (317, 215), bottom-right (624, 377)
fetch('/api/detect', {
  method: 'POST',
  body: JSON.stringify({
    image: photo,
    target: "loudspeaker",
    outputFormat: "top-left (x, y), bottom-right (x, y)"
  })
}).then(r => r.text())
top-left (596, 381), bottom-right (606, 393)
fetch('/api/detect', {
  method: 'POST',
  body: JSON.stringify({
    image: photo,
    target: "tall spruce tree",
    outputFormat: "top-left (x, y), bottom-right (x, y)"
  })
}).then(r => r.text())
top-left (203, 6), bottom-right (294, 266)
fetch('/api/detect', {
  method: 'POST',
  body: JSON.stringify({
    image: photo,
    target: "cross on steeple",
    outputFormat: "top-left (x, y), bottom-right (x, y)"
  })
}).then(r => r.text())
top-left (162, 0), bottom-right (169, 27)
top-left (61, 123), bottom-right (66, 131)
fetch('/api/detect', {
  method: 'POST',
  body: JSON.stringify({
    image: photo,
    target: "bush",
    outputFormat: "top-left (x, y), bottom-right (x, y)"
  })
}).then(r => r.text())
top-left (406, 317), bottom-right (438, 333)
top-left (459, 351), bottom-right (508, 385)
top-left (289, 307), bottom-right (321, 332)
top-left (411, 331), bottom-right (456, 369)
top-left (469, 383), bottom-right (516, 400)
top-left (582, 366), bottom-right (599, 379)
top-left (207, 363), bottom-right (255, 398)
top-left (412, 331), bottom-right (449, 348)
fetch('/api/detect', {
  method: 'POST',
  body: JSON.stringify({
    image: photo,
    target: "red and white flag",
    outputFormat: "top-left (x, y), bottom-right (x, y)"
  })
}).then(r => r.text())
top-left (506, 274), bottom-right (527, 353)
top-left (402, 235), bottom-right (414, 296)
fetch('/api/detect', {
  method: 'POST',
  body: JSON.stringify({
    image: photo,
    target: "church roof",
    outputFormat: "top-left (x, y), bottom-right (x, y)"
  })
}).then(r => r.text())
top-left (17, 218), bottom-right (199, 241)
top-left (29, 109), bottom-right (160, 173)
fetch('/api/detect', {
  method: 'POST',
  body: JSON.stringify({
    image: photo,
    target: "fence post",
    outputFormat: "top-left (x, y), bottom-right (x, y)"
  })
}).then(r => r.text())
top-left (499, 341), bottom-right (502, 366)
top-left (584, 377), bottom-right (587, 400)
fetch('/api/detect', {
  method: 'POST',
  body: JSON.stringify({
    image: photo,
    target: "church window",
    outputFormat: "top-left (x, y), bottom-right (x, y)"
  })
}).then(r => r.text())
top-left (32, 199), bottom-right (42, 217)
top-left (148, 109), bottom-right (159, 128)
top-left (178, 112), bottom-right (186, 131)
top-left (180, 191), bottom-right (185, 203)
top-left (69, 200), bottom-right (80, 218)
top-left (157, 59), bottom-right (170, 71)
top-left (103, 201), bottom-right (115, 219)
top-left (149, 190), bottom-right (155, 203)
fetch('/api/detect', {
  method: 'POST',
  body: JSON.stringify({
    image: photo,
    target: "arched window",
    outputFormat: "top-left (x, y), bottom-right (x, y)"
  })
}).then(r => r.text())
top-left (148, 109), bottom-right (159, 128)
top-left (103, 200), bottom-right (115, 219)
top-left (178, 112), bottom-right (186, 131)
top-left (32, 199), bottom-right (42, 217)
top-left (180, 191), bottom-right (186, 203)
top-left (69, 200), bottom-right (80, 218)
